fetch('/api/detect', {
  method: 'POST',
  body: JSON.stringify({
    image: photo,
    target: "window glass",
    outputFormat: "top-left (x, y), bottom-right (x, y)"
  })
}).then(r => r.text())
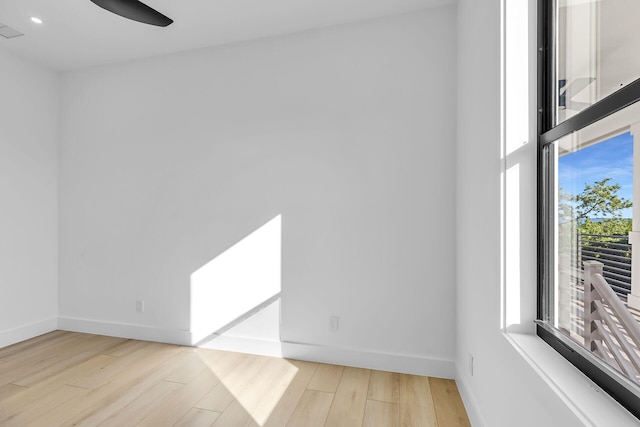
top-left (548, 101), bottom-right (640, 386)
top-left (555, 0), bottom-right (640, 124)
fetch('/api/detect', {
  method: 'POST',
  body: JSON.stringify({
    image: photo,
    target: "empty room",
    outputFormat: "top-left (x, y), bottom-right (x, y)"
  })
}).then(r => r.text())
top-left (1, 0), bottom-right (640, 425)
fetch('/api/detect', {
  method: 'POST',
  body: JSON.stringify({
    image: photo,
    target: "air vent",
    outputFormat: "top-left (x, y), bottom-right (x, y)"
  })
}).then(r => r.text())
top-left (0, 22), bottom-right (24, 39)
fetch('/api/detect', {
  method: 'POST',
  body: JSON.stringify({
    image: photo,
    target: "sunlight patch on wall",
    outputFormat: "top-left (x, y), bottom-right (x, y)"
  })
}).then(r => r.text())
top-left (190, 215), bottom-right (281, 345)
top-left (501, 0), bottom-right (532, 331)
top-left (505, 163), bottom-right (522, 328)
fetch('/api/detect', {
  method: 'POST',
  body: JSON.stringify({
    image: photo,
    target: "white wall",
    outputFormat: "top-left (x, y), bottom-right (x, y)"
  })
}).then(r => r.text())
top-left (59, 6), bottom-right (457, 376)
top-left (0, 47), bottom-right (59, 347)
top-left (456, 0), bottom-right (579, 423)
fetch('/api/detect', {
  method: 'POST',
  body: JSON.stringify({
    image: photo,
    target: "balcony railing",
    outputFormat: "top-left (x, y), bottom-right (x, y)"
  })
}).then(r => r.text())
top-left (579, 233), bottom-right (632, 300)
top-left (583, 261), bottom-right (640, 384)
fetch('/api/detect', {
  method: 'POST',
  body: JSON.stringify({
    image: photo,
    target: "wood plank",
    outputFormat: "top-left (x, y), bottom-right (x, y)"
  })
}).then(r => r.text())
top-left (95, 380), bottom-right (184, 427)
top-left (194, 380), bottom-right (236, 413)
top-left (0, 330), bottom-right (74, 361)
top-left (71, 348), bottom-right (192, 422)
top-left (194, 347), bottom-right (228, 366)
top-left (136, 369), bottom-right (219, 426)
top-left (363, 400), bottom-right (400, 427)
top-left (194, 351), bottom-right (272, 422)
top-left (0, 333), bottom-right (91, 386)
top-left (194, 351), bottom-right (251, 412)
top-left (60, 346), bottom-right (201, 426)
top-left (307, 363), bottom-right (344, 393)
top-left (13, 335), bottom-right (127, 386)
top-left (68, 341), bottom-right (179, 389)
top-left (163, 350), bottom-right (214, 384)
top-left (0, 383), bottom-right (27, 402)
top-left (429, 377), bottom-right (471, 427)
top-left (399, 374), bottom-right (437, 427)
top-left (63, 354), bottom-right (120, 388)
top-left (367, 370), bottom-right (400, 403)
top-left (232, 356), bottom-right (302, 426)
top-left (0, 353), bottom-right (120, 418)
top-left (174, 408), bottom-right (221, 427)
top-left (212, 353), bottom-right (269, 396)
top-left (197, 350), bottom-right (250, 381)
top-left (210, 399), bottom-right (255, 427)
top-left (257, 360), bottom-right (318, 427)
top-left (0, 385), bottom-right (85, 426)
top-left (102, 338), bottom-right (150, 357)
top-left (286, 389), bottom-right (333, 427)
top-left (324, 367), bottom-right (371, 427)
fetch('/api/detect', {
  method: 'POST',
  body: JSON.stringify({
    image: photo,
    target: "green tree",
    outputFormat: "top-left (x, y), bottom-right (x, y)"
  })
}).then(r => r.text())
top-left (578, 217), bottom-right (632, 237)
top-left (560, 178), bottom-right (632, 237)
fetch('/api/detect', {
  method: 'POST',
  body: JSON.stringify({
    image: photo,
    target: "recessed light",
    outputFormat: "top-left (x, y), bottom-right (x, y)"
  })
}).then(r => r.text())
top-left (30, 17), bottom-right (43, 24)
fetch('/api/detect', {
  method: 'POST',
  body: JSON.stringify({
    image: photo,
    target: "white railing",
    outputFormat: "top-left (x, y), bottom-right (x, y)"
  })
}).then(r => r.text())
top-left (583, 260), bottom-right (640, 383)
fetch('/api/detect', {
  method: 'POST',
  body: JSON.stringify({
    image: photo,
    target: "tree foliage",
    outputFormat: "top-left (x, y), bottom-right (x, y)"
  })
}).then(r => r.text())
top-left (560, 178), bottom-right (632, 236)
top-left (578, 217), bottom-right (632, 237)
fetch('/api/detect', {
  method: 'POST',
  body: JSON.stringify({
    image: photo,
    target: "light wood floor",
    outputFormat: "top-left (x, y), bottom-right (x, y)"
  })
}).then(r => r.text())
top-left (0, 331), bottom-right (470, 426)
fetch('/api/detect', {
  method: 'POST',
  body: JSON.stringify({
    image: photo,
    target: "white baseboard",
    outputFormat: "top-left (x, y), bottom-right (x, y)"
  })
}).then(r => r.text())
top-left (198, 334), bottom-right (284, 358)
top-left (0, 317), bottom-right (58, 348)
top-left (197, 337), bottom-right (454, 378)
top-left (58, 316), bottom-right (191, 346)
top-left (15, 317), bottom-right (454, 380)
top-left (281, 341), bottom-right (456, 378)
top-left (455, 367), bottom-right (485, 427)
top-left (193, 336), bottom-right (455, 378)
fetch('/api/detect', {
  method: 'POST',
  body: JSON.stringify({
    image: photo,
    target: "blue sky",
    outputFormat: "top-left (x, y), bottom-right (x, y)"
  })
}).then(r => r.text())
top-left (558, 131), bottom-right (634, 219)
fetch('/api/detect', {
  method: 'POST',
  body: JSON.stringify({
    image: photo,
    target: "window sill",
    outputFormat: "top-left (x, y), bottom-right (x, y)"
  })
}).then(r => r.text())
top-left (505, 332), bottom-right (638, 427)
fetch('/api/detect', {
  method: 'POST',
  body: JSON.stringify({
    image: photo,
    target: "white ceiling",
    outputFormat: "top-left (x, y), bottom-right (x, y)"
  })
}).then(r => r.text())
top-left (0, 0), bottom-right (453, 71)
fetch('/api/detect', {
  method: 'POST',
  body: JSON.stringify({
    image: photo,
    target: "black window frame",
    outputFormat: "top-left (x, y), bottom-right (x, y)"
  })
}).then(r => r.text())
top-left (537, 0), bottom-right (640, 419)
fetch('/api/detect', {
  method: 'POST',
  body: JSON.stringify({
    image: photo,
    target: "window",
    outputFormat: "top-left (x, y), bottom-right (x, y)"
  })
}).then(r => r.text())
top-left (538, 0), bottom-right (640, 418)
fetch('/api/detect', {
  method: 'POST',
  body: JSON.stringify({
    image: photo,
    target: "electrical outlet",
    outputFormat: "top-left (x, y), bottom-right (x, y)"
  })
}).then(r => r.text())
top-left (136, 300), bottom-right (145, 313)
top-left (329, 316), bottom-right (339, 332)
top-left (469, 353), bottom-right (474, 376)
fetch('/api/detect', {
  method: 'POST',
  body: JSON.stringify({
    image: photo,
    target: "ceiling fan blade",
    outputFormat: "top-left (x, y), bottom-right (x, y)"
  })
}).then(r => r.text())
top-left (90, 0), bottom-right (173, 27)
